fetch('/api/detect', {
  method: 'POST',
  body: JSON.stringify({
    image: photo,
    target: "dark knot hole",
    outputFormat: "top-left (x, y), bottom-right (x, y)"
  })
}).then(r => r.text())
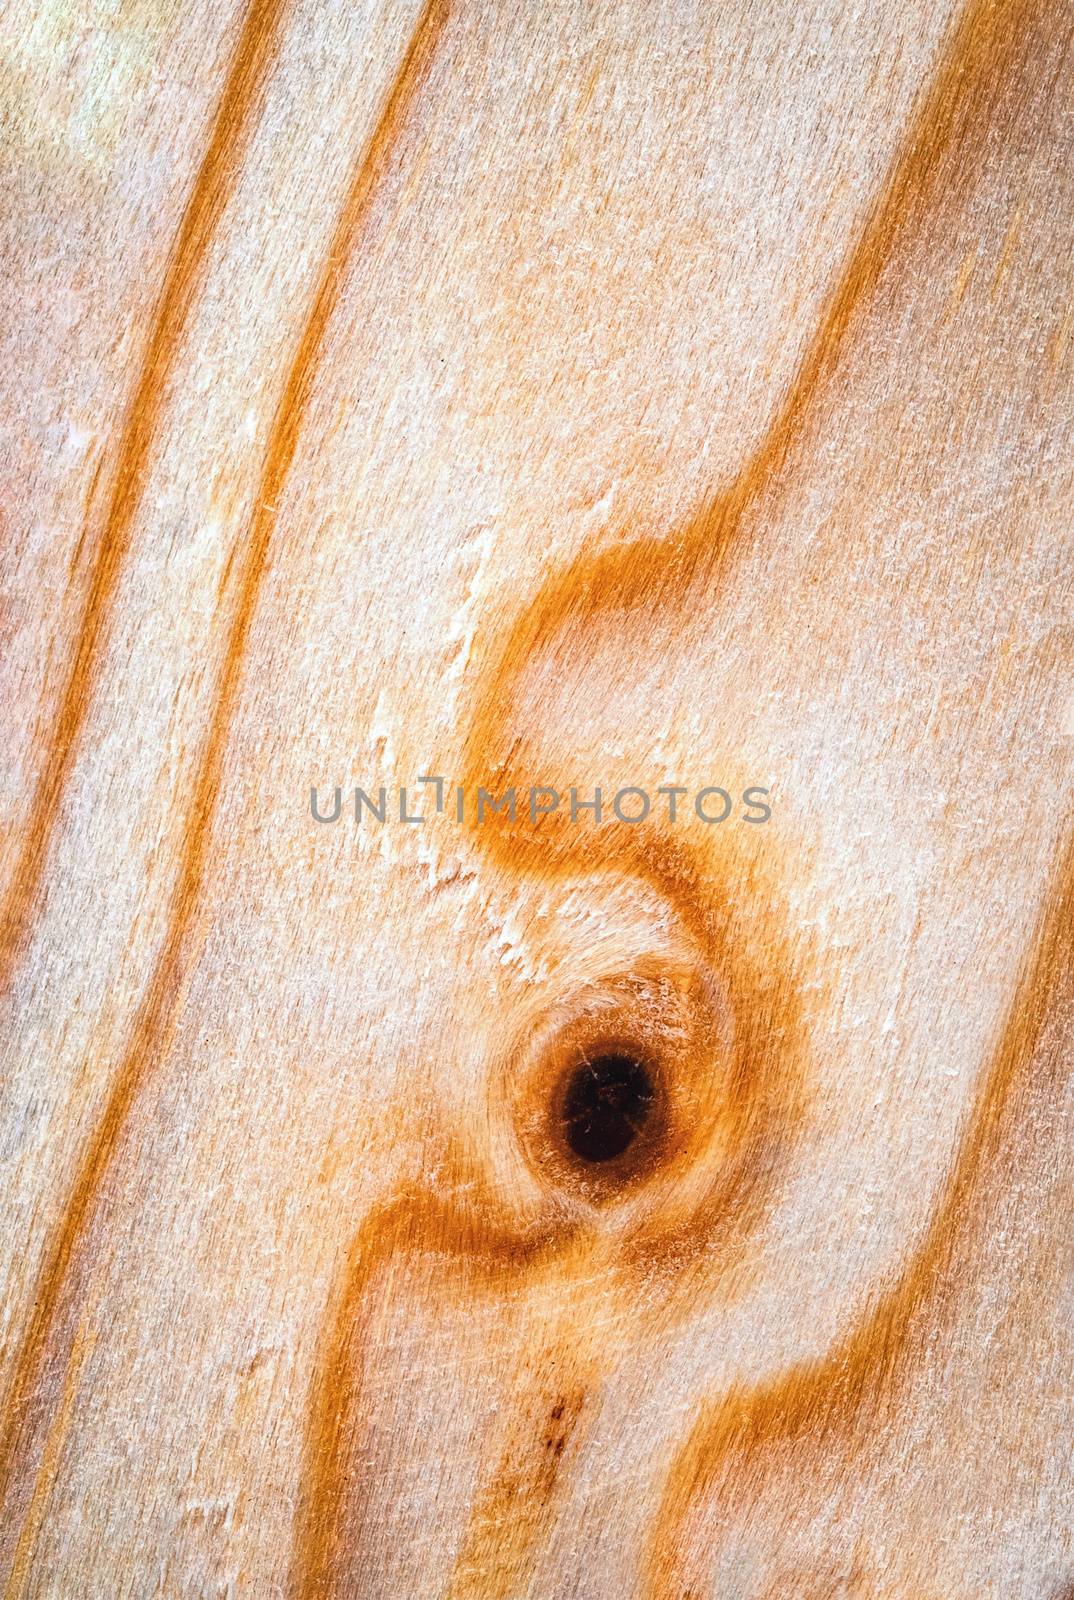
top-left (562, 1052), bottom-right (655, 1164)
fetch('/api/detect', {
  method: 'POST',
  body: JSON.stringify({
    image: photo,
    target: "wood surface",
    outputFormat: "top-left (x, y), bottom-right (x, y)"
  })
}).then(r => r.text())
top-left (0, 0), bottom-right (1072, 1595)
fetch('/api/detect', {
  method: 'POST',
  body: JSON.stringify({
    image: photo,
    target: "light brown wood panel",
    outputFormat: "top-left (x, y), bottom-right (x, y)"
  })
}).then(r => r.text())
top-left (0, 0), bottom-right (1072, 1596)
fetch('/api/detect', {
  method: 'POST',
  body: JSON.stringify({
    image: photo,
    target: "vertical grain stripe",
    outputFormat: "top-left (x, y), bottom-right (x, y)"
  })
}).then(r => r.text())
top-left (645, 831), bottom-right (1074, 1600)
top-left (0, 0), bottom-right (452, 1563)
top-left (0, 0), bottom-right (291, 990)
top-left (292, 1179), bottom-right (573, 1598)
top-left (635, 8), bottom-right (1074, 1582)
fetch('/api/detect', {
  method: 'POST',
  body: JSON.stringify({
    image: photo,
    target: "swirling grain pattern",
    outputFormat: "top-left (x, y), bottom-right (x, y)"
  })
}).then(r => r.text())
top-left (0, 0), bottom-right (1071, 1594)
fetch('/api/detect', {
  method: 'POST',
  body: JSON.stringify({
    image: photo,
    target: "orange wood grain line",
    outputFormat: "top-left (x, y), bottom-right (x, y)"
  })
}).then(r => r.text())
top-left (283, 3), bottom-right (1074, 1592)
top-left (3, 0), bottom-right (1070, 1589)
top-left (292, 822), bottom-right (811, 1594)
top-left (0, 0), bottom-right (453, 1576)
top-left (459, 0), bottom-right (1053, 791)
top-left (0, 0), bottom-right (296, 1545)
top-left (0, 0), bottom-right (291, 993)
top-left (292, 1179), bottom-right (574, 1598)
top-left (644, 830), bottom-right (1074, 1600)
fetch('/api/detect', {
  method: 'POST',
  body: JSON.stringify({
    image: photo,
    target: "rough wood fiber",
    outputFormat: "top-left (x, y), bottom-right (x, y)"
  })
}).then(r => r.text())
top-left (0, 0), bottom-right (1072, 1596)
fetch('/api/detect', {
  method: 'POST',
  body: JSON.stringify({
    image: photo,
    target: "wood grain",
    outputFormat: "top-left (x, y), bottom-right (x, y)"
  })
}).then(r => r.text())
top-left (0, 0), bottom-right (1071, 1595)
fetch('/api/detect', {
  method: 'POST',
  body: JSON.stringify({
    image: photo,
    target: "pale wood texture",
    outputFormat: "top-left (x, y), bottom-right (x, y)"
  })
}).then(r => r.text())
top-left (1, 0), bottom-right (1072, 1596)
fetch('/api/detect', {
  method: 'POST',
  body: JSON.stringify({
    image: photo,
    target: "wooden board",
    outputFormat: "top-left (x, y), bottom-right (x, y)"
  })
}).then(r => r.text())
top-left (0, 0), bottom-right (1072, 1594)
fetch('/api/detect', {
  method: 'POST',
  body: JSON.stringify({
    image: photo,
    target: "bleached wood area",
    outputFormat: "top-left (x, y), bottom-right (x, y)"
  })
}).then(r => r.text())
top-left (1, 0), bottom-right (1072, 1595)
